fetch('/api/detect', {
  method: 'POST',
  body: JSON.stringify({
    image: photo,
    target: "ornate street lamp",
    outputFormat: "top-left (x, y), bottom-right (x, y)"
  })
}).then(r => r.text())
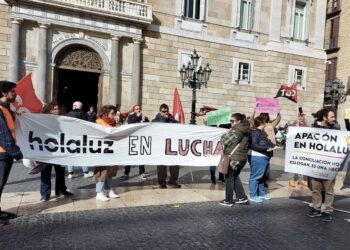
top-left (324, 79), bottom-right (346, 108)
top-left (179, 50), bottom-right (212, 124)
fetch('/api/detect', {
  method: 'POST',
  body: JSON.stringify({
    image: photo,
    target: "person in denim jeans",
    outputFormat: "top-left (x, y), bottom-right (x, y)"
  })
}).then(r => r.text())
top-left (219, 113), bottom-right (250, 207)
top-left (248, 117), bottom-right (277, 203)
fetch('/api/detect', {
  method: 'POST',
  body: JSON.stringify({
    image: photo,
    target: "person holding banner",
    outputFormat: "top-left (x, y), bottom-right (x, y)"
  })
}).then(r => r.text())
top-left (93, 105), bottom-right (120, 201)
top-left (120, 105), bottom-right (149, 181)
top-left (152, 104), bottom-right (181, 189)
top-left (248, 117), bottom-right (278, 203)
top-left (39, 103), bottom-right (73, 201)
top-left (0, 81), bottom-right (23, 225)
top-left (307, 109), bottom-right (339, 222)
top-left (250, 111), bottom-right (281, 188)
top-left (219, 113), bottom-right (250, 207)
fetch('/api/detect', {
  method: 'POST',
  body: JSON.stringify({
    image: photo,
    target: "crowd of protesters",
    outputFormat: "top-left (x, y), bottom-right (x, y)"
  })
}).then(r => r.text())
top-left (0, 80), bottom-right (350, 226)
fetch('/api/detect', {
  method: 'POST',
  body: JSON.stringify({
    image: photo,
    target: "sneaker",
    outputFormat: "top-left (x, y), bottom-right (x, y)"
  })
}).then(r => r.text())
top-left (219, 200), bottom-right (234, 207)
top-left (235, 198), bottom-right (249, 204)
top-left (139, 173), bottom-right (147, 180)
top-left (159, 183), bottom-right (167, 189)
top-left (307, 208), bottom-right (322, 218)
top-left (68, 173), bottom-right (76, 179)
top-left (57, 191), bottom-right (73, 198)
top-left (321, 212), bottom-right (332, 222)
top-left (84, 171), bottom-right (94, 178)
top-left (168, 181), bottom-right (181, 188)
top-left (96, 192), bottom-right (110, 202)
top-left (289, 179), bottom-right (297, 188)
top-left (40, 197), bottom-right (49, 202)
top-left (259, 194), bottom-right (271, 200)
top-left (108, 190), bottom-right (120, 199)
top-left (218, 178), bottom-right (225, 184)
top-left (0, 217), bottom-right (9, 226)
top-left (340, 186), bottom-right (350, 191)
top-left (249, 196), bottom-right (263, 203)
top-left (211, 179), bottom-right (216, 185)
top-left (0, 211), bottom-right (17, 219)
top-left (119, 175), bottom-right (129, 181)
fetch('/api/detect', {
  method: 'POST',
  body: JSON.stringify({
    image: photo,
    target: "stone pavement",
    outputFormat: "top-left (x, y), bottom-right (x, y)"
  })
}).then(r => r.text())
top-left (1, 151), bottom-right (350, 249)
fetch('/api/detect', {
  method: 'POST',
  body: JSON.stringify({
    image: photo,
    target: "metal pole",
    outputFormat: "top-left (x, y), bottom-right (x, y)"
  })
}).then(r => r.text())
top-left (190, 83), bottom-right (196, 125)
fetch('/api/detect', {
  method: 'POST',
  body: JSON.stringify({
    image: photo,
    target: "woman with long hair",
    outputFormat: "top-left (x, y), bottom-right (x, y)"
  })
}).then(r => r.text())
top-left (93, 105), bottom-right (120, 202)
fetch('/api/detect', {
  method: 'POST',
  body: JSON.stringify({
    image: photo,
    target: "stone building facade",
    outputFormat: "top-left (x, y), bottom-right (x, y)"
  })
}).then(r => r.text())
top-left (0, 0), bottom-right (327, 123)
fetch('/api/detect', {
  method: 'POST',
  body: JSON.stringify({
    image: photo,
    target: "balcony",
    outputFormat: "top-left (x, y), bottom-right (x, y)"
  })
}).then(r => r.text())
top-left (6, 0), bottom-right (153, 25)
top-left (327, 0), bottom-right (341, 17)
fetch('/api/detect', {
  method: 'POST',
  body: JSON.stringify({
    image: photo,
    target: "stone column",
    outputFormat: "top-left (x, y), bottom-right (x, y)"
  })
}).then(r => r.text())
top-left (269, 0), bottom-right (282, 42)
top-left (314, 0), bottom-right (327, 49)
top-left (36, 23), bottom-right (50, 103)
top-left (130, 38), bottom-right (142, 106)
top-left (9, 18), bottom-right (22, 82)
top-left (109, 35), bottom-right (121, 106)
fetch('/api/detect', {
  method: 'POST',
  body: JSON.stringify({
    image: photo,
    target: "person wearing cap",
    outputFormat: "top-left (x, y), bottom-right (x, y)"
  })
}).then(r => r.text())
top-left (0, 81), bottom-right (23, 225)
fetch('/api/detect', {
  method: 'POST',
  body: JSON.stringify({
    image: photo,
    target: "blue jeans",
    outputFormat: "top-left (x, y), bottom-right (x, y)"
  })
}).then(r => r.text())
top-left (209, 166), bottom-right (224, 181)
top-left (68, 166), bottom-right (89, 174)
top-left (249, 155), bottom-right (270, 197)
top-left (96, 178), bottom-right (112, 193)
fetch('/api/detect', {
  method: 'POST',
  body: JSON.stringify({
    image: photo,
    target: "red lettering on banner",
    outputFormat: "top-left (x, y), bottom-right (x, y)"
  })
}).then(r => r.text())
top-left (165, 138), bottom-right (178, 155)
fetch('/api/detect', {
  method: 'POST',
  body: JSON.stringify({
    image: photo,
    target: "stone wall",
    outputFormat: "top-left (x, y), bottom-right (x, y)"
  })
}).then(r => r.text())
top-left (0, 3), bottom-right (11, 80)
top-left (141, 30), bottom-right (325, 124)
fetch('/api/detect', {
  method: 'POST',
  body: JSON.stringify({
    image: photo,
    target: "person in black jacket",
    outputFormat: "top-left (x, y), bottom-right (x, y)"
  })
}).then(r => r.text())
top-left (120, 105), bottom-right (149, 181)
top-left (66, 101), bottom-right (92, 178)
top-left (152, 103), bottom-right (181, 188)
top-left (341, 118), bottom-right (350, 191)
top-left (248, 117), bottom-right (277, 203)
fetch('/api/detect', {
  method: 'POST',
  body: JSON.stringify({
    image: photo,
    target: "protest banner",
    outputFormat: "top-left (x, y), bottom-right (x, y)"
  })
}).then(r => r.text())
top-left (206, 108), bottom-right (231, 126)
top-left (255, 98), bottom-right (280, 114)
top-left (16, 114), bottom-right (226, 167)
top-left (345, 108), bottom-right (350, 119)
top-left (285, 127), bottom-right (349, 180)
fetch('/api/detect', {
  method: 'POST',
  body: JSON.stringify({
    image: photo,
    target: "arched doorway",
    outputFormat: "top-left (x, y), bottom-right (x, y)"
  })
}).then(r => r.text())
top-left (54, 45), bottom-right (102, 113)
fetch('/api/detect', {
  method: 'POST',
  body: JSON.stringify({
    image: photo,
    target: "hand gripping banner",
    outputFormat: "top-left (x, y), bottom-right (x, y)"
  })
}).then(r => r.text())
top-left (15, 114), bottom-right (225, 167)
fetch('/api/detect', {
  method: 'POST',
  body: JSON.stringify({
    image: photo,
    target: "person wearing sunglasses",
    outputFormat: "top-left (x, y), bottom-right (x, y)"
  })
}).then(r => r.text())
top-left (152, 103), bottom-right (180, 188)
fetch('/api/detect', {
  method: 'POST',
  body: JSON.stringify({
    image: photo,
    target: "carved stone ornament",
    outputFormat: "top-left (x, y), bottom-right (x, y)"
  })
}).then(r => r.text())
top-left (56, 46), bottom-right (102, 72)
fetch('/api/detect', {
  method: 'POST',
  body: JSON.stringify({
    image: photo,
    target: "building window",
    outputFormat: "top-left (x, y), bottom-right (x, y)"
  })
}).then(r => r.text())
top-left (326, 58), bottom-right (337, 81)
top-left (289, 65), bottom-right (307, 89)
top-left (233, 59), bottom-right (253, 84)
top-left (329, 17), bottom-right (340, 49)
top-left (293, 2), bottom-right (306, 40)
top-left (184, 0), bottom-right (201, 20)
top-left (239, 0), bottom-right (252, 30)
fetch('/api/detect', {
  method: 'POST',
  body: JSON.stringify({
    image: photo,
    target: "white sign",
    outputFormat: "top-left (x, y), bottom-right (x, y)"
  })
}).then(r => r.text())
top-left (16, 114), bottom-right (226, 167)
top-left (285, 127), bottom-right (350, 180)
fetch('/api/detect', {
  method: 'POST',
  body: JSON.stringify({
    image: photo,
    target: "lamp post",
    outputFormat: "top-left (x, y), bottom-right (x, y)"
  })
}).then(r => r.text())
top-left (179, 50), bottom-right (212, 125)
top-left (324, 79), bottom-right (346, 108)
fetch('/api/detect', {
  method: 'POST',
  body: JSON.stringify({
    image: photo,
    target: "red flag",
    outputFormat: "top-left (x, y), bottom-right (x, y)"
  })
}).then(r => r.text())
top-left (12, 73), bottom-right (43, 113)
top-left (173, 88), bottom-right (185, 124)
top-left (274, 83), bottom-right (298, 103)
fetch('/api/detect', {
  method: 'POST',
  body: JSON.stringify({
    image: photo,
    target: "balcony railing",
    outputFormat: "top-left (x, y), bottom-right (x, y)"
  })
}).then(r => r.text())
top-left (327, 0), bottom-right (341, 15)
top-left (16, 0), bottom-right (152, 23)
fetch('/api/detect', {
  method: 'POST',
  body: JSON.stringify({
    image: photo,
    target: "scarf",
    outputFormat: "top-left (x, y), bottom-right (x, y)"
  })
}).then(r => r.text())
top-left (101, 115), bottom-right (117, 127)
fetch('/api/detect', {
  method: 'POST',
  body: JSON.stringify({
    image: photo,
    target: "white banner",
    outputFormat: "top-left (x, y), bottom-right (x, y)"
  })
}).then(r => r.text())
top-left (285, 127), bottom-right (349, 180)
top-left (15, 114), bottom-right (226, 167)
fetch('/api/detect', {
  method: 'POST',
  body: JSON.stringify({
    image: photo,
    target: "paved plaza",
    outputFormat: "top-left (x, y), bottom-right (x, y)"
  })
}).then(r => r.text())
top-left (1, 151), bottom-right (350, 250)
